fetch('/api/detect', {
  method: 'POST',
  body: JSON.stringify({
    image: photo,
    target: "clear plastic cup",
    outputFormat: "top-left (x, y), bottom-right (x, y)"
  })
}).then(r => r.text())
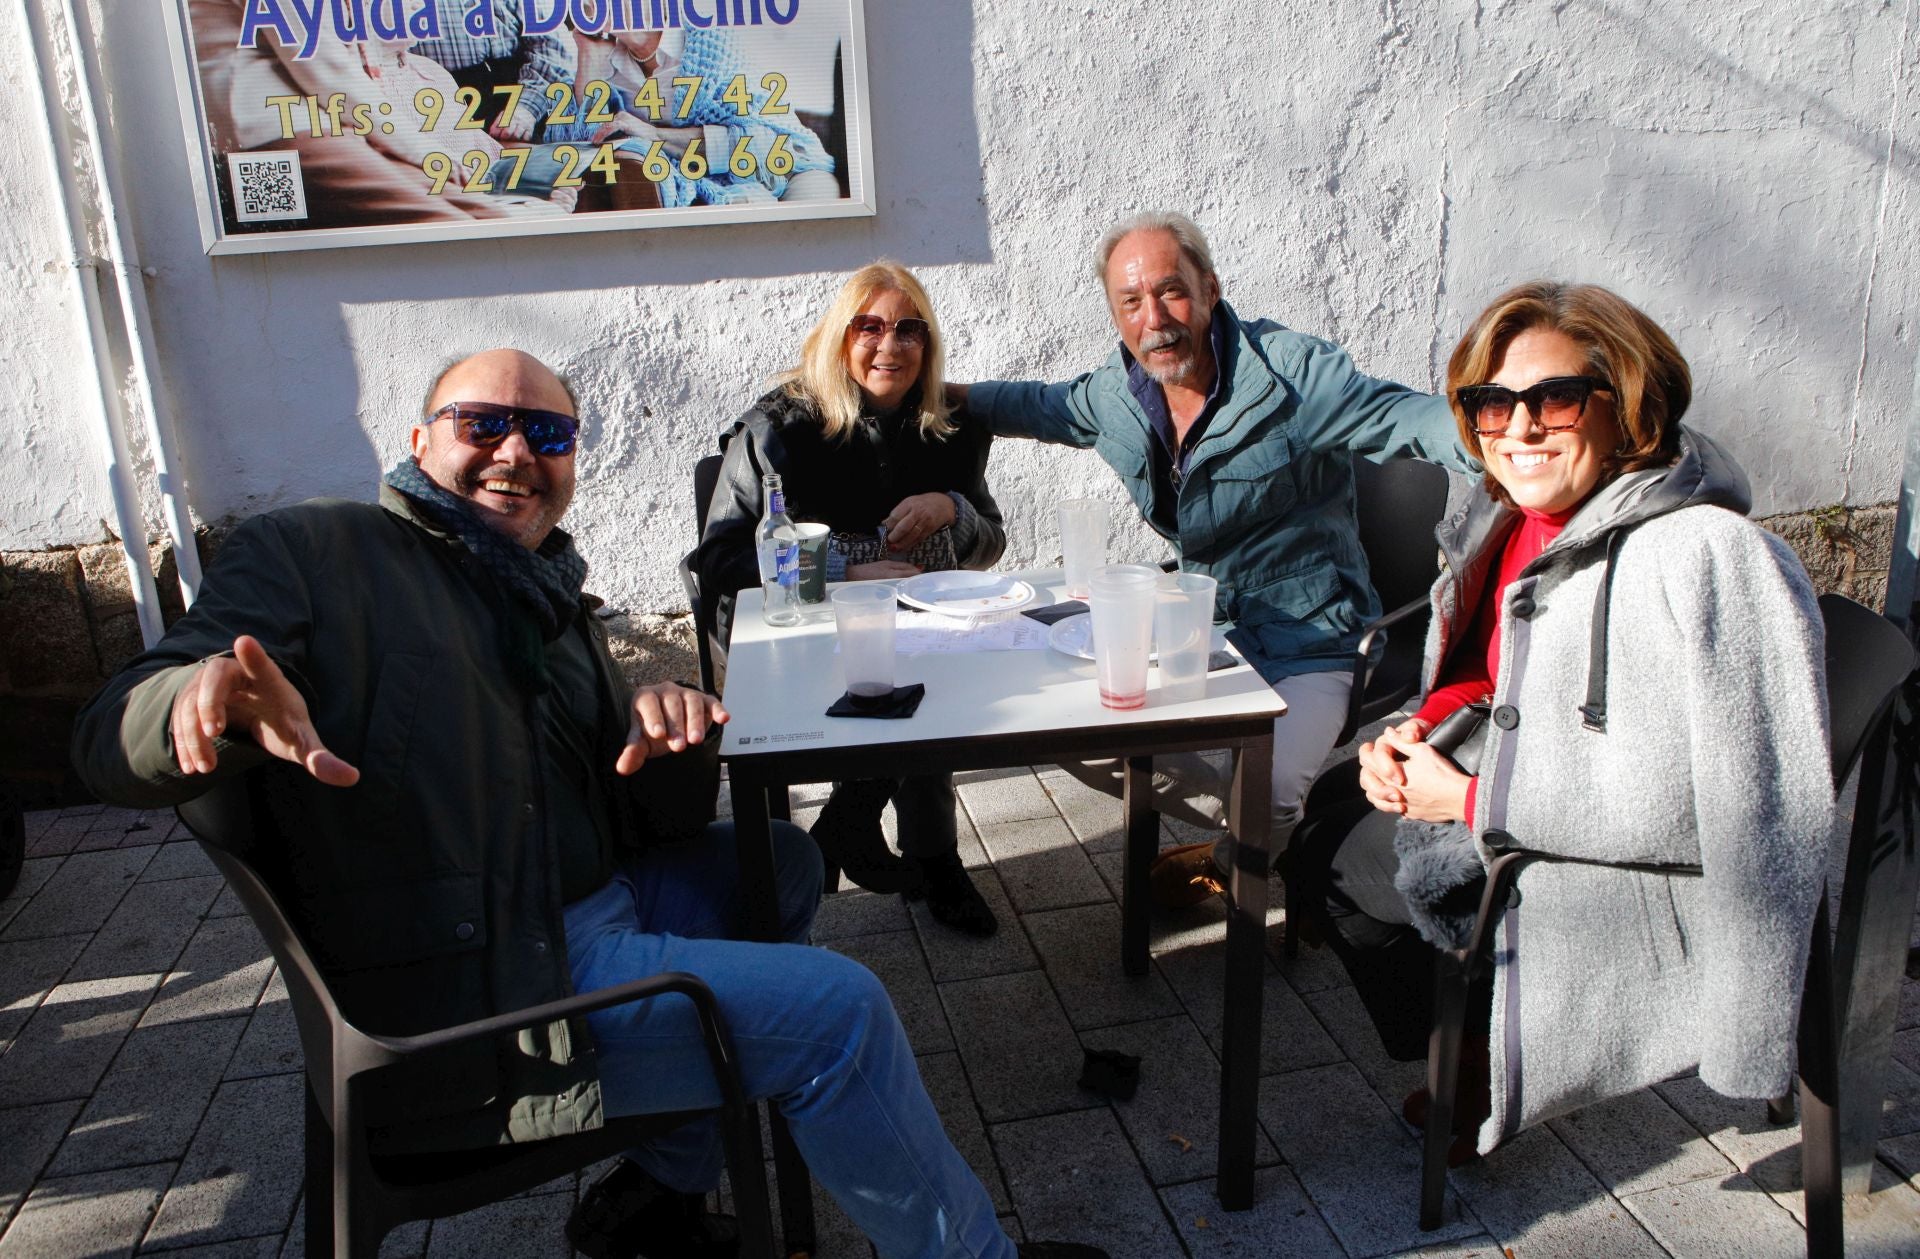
top-left (832, 584), bottom-right (897, 697)
top-left (1057, 499), bottom-right (1110, 600)
top-left (1087, 563), bottom-right (1159, 710)
top-left (1154, 572), bottom-right (1217, 704)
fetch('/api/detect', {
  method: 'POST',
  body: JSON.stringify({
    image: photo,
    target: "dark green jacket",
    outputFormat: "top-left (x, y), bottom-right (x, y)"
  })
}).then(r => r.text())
top-left (71, 489), bottom-right (712, 1151)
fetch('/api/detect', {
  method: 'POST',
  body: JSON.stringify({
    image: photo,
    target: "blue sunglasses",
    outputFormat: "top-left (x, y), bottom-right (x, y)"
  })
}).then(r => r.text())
top-left (430, 401), bottom-right (578, 456)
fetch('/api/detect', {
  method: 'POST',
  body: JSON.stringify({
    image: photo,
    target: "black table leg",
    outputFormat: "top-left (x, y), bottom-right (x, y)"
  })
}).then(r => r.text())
top-left (1122, 756), bottom-right (1156, 977)
top-left (1217, 734), bottom-right (1272, 1211)
top-left (727, 769), bottom-right (818, 1255)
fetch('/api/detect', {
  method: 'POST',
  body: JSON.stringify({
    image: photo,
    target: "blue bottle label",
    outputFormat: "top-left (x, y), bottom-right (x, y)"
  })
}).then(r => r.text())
top-left (776, 542), bottom-right (799, 587)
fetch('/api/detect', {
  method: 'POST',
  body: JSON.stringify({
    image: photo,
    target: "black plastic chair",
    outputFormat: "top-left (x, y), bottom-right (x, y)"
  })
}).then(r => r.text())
top-left (176, 779), bottom-right (776, 1259)
top-left (1280, 457), bottom-right (1449, 954)
top-left (680, 453), bottom-right (727, 695)
top-left (1337, 454), bottom-right (1453, 748)
top-left (1417, 592), bottom-right (1915, 1257)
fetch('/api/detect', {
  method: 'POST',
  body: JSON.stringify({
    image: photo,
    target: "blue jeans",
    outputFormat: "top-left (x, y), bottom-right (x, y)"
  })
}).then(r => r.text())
top-left (564, 822), bottom-right (1014, 1259)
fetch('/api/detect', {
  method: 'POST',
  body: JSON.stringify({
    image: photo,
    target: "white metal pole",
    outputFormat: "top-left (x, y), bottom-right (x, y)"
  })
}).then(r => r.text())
top-left (21, 0), bottom-right (163, 647)
top-left (57, 0), bottom-right (202, 607)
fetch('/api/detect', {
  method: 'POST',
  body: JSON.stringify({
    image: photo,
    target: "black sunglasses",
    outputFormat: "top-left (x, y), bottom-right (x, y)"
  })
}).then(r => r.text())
top-left (429, 402), bottom-right (578, 456)
top-left (1453, 376), bottom-right (1613, 438)
top-left (847, 314), bottom-right (930, 348)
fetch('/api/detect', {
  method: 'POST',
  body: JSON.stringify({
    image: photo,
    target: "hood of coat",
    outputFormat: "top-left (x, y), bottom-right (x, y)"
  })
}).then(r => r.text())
top-left (1440, 424), bottom-right (1751, 576)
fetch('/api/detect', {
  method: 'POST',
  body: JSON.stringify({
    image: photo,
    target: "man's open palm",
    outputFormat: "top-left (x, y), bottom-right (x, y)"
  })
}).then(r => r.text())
top-left (169, 635), bottom-right (360, 787)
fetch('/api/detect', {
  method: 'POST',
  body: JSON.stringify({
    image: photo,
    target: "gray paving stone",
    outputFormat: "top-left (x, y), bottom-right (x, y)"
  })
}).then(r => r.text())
top-left (280, 1196), bottom-right (426, 1258)
top-left (1088, 1015), bottom-right (1279, 1187)
top-left (1620, 1172), bottom-right (1806, 1259)
top-left (1024, 904), bottom-right (1181, 1030)
top-left (20, 811), bottom-right (56, 843)
top-left (23, 816), bottom-right (87, 859)
top-left (1158, 936), bottom-right (1343, 1078)
top-left (1302, 983), bottom-right (1428, 1106)
top-left (1901, 977), bottom-right (1918, 1031)
top-left (1881, 1049), bottom-right (1920, 1139)
top-left (0, 934), bottom-right (88, 1044)
top-left (1885, 1133), bottom-right (1920, 1188)
top-left (0, 847), bottom-right (153, 941)
top-left (83, 807), bottom-right (147, 837)
top-left (138, 843), bottom-right (221, 885)
top-left (49, 1017), bottom-right (248, 1177)
top-left (1654, 1075), bottom-right (1805, 1193)
top-left (908, 868), bottom-right (1038, 983)
top-left (1161, 1165), bottom-right (1341, 1256)
top-left (955, 768), bottom-right (1060, 829)
top-left (0, 1100), bottom-right (83, 1228)
top-left (58, 803), bottom-right (107, 817)
top-left (993, 1108), bottom-right (1184, 1259)
top-left (1270, 927), bottom-right (1353, 995)
top-left (0, 1162), bottom-right (172, 1259)
top-left (1375, 1237), bottom-right (1504, 1257)
top-left (760, 1154), bottom-right (874, 1259)
top-left (74, 827), bottom-right (140, 855)
top-left (1547, 1087), bottom-right (1737, 1196)
top-left (1450, 1124), bottom-right (1667, 1259)
top-left (206, 885), bottom-right (247, 919)
top-left (67, 876), bottom-right (223, 984)
top-left (810, 887), bottom-right (912, 942)
top-left (0, 972), bottom-right (163, 1106)
top-left (141, 916), bottom-right (273, 1028)
top-left (1256, 1063), bottom-right (1477, 1256)
top-left (826, 929), bottom-right (953, 1055)
top-left (1034, 768), bottom-right (1124, 852)
top-left (1085, 847), bottom-right (1286, 952)
top-left (1766, 1160), bottom-right (1920, 1251)
top-left (0, 859), bottom-right (62, 936)
top-left (420, 1185), bottom-right (574, 1257)
top-left (143, 1235), bottom-right (283, 1257)
top-left (145, 1074), bottom-right (305, 1250)
top-left (226, 970), bottom-right (302, 1081)
top-left (917, 1051), bottom-right (1010, 1214)
top-left (977, 816), bottom-right (1111, 914)
top-left (940, 972), bottom-right (1098, 1123)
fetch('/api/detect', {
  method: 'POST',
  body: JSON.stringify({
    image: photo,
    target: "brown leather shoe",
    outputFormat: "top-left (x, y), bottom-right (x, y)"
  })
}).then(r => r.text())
top-left (1149, 841), bottom-right (1226, 910)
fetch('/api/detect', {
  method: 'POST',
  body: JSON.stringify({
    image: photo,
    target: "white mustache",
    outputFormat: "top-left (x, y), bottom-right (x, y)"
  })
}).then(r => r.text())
top-left (1139, 328), bottom-right (1187, 353)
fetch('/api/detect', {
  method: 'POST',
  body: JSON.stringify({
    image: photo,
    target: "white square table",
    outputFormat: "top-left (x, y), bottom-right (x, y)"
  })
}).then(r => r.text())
top-left (719, 569), bottom-right (1287, 1214)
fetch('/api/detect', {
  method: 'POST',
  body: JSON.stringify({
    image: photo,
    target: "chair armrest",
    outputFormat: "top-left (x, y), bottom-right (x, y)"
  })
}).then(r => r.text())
top-left (360, 971), bottom-right (749, 1109)
top-left (1353, 595), bottom-right (1431, 664)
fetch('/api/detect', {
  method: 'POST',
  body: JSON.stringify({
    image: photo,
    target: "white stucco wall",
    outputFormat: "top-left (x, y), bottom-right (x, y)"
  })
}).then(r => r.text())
top-left (4, 0), bottom-right (1916, 615)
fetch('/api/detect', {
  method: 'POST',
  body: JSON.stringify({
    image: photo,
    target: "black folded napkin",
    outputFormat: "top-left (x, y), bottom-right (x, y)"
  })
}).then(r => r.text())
top-left (1207, 650), bottom-right (1238, 672)
top-left (1078, 1047), bottom-right (1142, 1100)
top-left (1022, 600), bottom-right (1088, 625)
top-left (826, 683), bottom-right (926, 719)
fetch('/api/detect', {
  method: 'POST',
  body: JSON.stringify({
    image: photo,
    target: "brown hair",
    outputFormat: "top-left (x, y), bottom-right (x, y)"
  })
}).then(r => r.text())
top-left (1447, 281), bottom-right (1690, 503)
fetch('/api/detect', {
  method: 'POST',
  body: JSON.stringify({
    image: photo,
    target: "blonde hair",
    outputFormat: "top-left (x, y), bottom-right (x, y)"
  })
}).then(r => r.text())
top-left (1447, 281), bottom-right (1690, 505)
top-left (778, 261), bottom-right (954, 442)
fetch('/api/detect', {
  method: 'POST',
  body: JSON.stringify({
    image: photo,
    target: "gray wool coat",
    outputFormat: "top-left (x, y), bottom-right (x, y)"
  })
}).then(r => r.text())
top-left (1396, 427), bottom-right (1834, 1152)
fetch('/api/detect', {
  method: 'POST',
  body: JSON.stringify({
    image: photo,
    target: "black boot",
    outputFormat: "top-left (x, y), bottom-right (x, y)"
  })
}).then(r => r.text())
top-left (909, 852), bottom-right (998, 937)
top-left (811, 780), bottom-right (923, 894)
top-left (566, 1159), bottom-right (739, 1259)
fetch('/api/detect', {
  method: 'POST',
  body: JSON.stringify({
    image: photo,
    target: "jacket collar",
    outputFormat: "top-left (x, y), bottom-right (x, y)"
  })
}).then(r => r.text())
top-left (1440, 424), bottom-right (1752, 575)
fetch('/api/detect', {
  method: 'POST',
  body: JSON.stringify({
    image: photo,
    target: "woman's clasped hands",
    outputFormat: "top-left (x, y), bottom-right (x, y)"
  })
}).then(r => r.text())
top-left (1357, 716), bottom-right (1473, 824)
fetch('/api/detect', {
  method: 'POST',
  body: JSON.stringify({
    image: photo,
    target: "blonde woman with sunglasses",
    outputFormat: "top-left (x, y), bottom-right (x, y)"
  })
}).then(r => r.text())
top-left (695, 261), bottom-right (1006, 934)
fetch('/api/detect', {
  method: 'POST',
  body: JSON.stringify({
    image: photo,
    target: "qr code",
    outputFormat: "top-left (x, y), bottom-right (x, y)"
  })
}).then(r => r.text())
top-left (227, 151), bottom-right (309, 223)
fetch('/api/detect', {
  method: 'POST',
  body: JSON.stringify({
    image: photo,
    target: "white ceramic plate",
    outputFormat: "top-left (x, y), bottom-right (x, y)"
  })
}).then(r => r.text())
top-left (896, 572), bottom-right (1039, 616)
top-left (1047, 612), bottom-right (1229, 662)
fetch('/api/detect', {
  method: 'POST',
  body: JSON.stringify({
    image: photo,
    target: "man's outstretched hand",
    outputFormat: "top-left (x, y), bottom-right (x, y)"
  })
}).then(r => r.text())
top-left (618, 682), bottom-right (728, 775)
top-left (169, 635), bottom-right (360, 787)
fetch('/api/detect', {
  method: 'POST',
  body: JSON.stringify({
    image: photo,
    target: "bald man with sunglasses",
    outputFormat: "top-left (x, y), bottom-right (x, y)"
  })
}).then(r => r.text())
top-left (74, 350), bottom-right (1106, 1259)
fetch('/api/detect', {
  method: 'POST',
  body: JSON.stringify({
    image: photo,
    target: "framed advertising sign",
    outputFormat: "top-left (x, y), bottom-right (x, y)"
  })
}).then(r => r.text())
top-left (162, 0), bottom-right (874, 254)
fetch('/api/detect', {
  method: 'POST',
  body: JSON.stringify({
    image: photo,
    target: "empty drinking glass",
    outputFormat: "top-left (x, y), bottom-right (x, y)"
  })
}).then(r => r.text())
top-left (1154, 572), bottom-right (1217, 704)
top-left (1087, 564), bottom-right (1159, 710)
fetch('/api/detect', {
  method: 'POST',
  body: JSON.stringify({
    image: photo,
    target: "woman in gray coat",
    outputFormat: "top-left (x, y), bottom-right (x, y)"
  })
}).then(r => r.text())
top-left (1297, 281), bottom-right (1832, 1161)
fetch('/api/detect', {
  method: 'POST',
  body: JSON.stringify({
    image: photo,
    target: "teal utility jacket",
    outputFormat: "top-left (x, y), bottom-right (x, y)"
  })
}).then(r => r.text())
top-left (970, 302), bottom-right (1475, 681)
top-left (71, 489), bottom-right (714, 1152)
